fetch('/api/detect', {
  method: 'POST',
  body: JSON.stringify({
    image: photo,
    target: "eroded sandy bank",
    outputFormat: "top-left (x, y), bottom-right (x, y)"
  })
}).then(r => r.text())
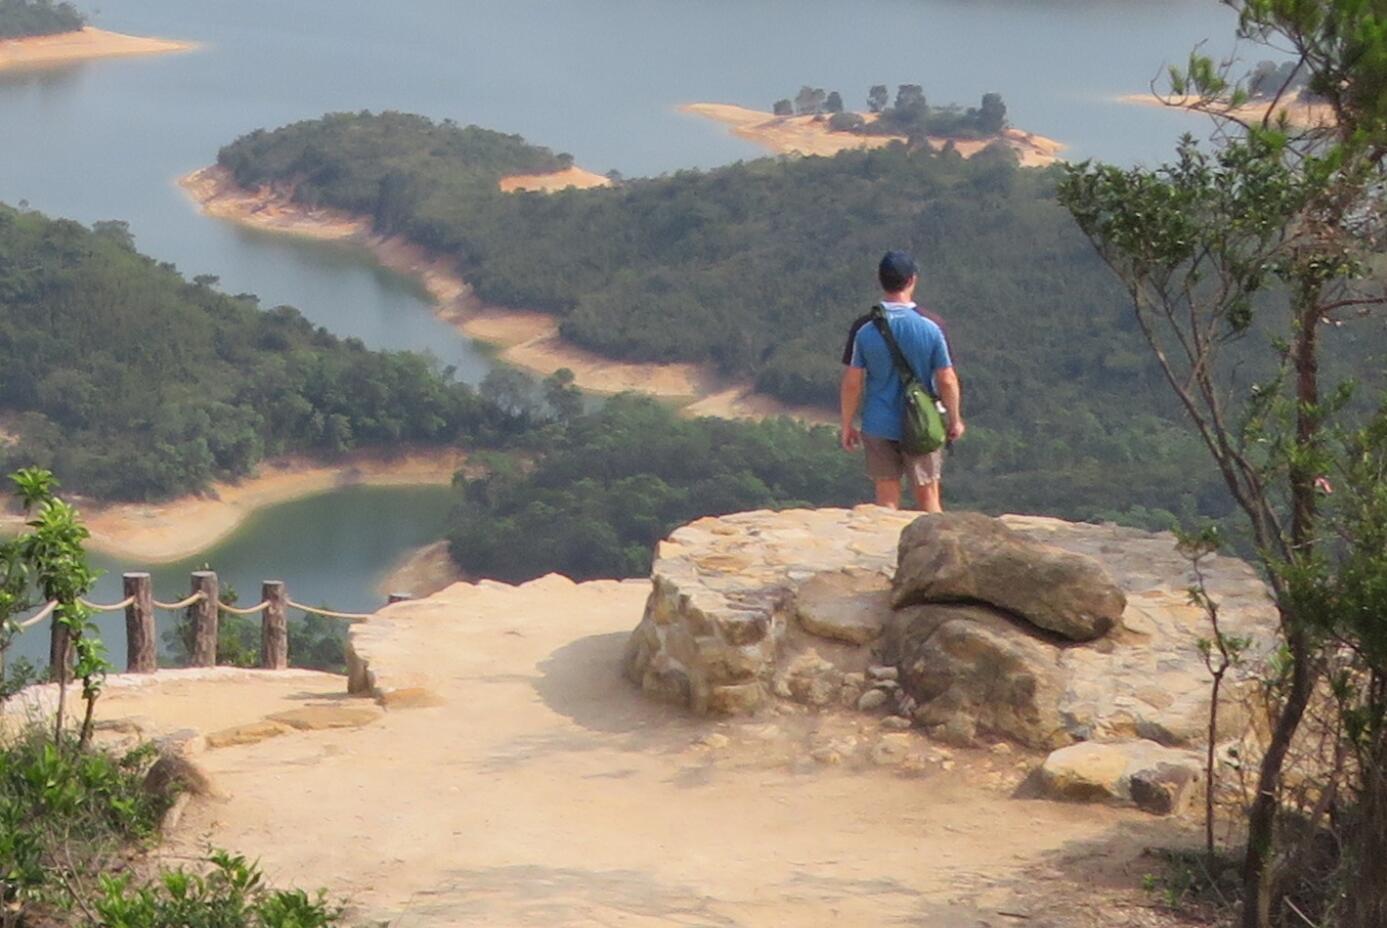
top-left (0, 27), bottom-right (195, 71)
top-left (683, 102), bottom-right (1065, 168)
top-left (0, 448), bottom-right (465, 564)
top-left (498, 165), bottom-right (611, 193)
top-left (179, 165), bottom-right (831, 423)
top-left (1117, 92), bottom-right (1336, 129)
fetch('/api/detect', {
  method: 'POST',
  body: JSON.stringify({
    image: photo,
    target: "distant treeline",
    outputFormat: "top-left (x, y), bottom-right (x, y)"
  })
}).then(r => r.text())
top-left (0, 205), bottom-right (538, 500)
top-left (215, 110), bottom-right (1260, 529)
top-left (0, 0), bottom-right (83, 38)
top-left (448, 393), bottom-right (865, 581)
top-left (774, 84), bottom-right (1007, 140)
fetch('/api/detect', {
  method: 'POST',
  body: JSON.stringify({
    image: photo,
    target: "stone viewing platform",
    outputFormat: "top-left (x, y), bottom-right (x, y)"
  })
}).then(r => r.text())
top-left (624, 507), bottom-right (1280, 810)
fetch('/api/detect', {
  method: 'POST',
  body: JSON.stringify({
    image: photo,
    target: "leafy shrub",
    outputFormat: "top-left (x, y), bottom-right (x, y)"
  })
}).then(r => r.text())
top-left (0, 727), bottom-right (168, 925)
top-left (95, 851), bottom-right (339, 928)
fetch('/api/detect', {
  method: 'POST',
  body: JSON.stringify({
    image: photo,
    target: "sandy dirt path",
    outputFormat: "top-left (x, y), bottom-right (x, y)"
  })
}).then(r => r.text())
top-left (683, 102), bottom-right (1065, 168)
top-left (180, 166), bottom-right (832, 425)
top-left (160, 576), bottom-right (1190, 927)
top-left (0, 448), bottom-right (465, 563)
top-left (0, 27), bottom-right (194, 71)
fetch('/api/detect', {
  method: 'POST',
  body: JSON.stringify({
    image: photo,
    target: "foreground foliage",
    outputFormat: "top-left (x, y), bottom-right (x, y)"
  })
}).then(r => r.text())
top-left (1060, 0), bottom-right (1387, 924)
top-left (0, 728), bottom-right (167, 927)
top-left (96, 851), bottom-right (338, 928)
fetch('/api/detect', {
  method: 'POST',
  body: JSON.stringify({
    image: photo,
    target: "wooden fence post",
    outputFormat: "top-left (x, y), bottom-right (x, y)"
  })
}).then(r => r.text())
top-left (124, 573), bottom-right (156, 673)
top-left (189, 570), bottom-right (219, 667)
top-left (260, 580), bottom-right (288, 670)
top-left (49, 619), bottom-right (72, 684)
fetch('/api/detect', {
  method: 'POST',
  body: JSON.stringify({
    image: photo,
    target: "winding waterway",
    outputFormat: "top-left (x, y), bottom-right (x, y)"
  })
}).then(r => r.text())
top-left (2, 0), bottom-right (1245, 669)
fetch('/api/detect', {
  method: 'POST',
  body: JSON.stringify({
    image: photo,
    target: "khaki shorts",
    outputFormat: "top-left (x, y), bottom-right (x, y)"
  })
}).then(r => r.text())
top-left (864, 435), bottom-right (944, 486)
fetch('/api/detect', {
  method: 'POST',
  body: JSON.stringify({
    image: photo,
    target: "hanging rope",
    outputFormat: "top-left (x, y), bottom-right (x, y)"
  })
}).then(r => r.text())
top-left (218, 600), bottom-right (270, 616)
top-left (78, 595), bottom-right (136, 613)
top-left (152, 591), bottom-right (206, 610)
top-left (286, 601), bottom-right (374, 621)
top-left (15, 600), bottom-right (57, 630)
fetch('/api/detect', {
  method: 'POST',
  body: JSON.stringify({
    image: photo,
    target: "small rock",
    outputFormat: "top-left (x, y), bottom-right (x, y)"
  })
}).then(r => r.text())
top-left (990, 742), bottom-right (1014, 756)
top-left (842, 672), bottom-right (866, 687)
top-left (867, 665), bottom-right (899, 682)
top-left (696, 733), bottom-right (730, 750)
top-left (811, 748), bottom-right (844, 765)
top-left (857, 689), bottom-right (889, 712)
top-left (871, 733), bottom-right (913, 766)
top-left (1036, 740), bottom-right (1203, 815)
top-left (941, 759), bottom-right (956, 771)
top-left (880, 716), bottom-right (912, 731)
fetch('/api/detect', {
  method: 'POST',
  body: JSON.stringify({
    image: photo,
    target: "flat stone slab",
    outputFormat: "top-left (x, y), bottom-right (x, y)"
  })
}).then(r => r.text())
top-left (623, 508), bottom-right (1281, 750)
top-left (794, 568), bottom-right (893, 645)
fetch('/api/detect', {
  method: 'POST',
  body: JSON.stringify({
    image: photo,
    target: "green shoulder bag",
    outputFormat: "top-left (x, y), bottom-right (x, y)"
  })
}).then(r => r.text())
top-left (869, 304), bottom-right (947, 455)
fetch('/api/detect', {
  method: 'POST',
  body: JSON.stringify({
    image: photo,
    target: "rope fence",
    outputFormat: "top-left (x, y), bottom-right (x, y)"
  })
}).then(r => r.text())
top-left (78, 595), bottom-right (136, 612)
top-left (6, 570), bottom-right (412, 682)
top-left (151, 592), bottom-right (206, 610)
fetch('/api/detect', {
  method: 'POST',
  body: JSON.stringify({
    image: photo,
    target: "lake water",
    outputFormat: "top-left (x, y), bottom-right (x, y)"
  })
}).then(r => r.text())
top-left (7, 485), bottom-right (454, 668)
top-left (1, 0), bottom-right (1245, 670)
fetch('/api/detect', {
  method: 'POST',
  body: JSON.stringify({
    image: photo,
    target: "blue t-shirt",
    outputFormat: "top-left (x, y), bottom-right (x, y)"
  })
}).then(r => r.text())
top-left (850, 302), bottom-right (953, 441)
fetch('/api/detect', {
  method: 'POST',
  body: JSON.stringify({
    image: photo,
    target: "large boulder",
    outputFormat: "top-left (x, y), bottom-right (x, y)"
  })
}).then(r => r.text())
top-left (893, 512), bottom-right (1126, 642)
top-left (623, 509), bottom-right (1280, 750)
top-left (1034, 740), bottom-right (1203, 815)
top-left (883, 604), bottom-right (1069, 749)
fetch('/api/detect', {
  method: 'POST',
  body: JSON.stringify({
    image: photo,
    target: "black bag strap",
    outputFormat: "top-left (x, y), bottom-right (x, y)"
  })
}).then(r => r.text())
top-left (869, 304), bottom-right (937, 399)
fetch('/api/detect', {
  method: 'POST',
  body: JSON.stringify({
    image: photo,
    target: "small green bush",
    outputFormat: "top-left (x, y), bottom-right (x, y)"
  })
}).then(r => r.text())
top-left (95, 851), bottom-right (339, 928)
top-left (0, 727), bottom-right (168, 925)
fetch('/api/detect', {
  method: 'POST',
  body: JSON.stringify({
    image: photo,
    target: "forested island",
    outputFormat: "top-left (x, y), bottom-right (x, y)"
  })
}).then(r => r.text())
top-left (0, 0), bottom-right (83, 39)
top-left (772, 83), bottom-right (1008, 140)
top-left (210, 110), bottom-right (1220, 530)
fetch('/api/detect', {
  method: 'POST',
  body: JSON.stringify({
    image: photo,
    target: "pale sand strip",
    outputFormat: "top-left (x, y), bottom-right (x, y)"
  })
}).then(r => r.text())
top-left (1117, 92), bottom-right (1336, 130)
top-left (179, 165), bottom-right (830, 422)
top-left (0, 27), bottom-right (195, 71)
top-left (0, 448), bottom-right (466, 564)
top-left (498, 165), bottom-right (611, 193)
top-left (682, 102), bottom-right (1065, 168)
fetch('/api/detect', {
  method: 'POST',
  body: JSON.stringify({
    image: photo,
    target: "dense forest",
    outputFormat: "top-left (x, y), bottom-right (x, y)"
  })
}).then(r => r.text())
top-left (218, 110), bottom-right (1257, 527)
top-left (774, 83), bottom-right (1007, 139)
top-left (0, 0), bottom-right (83, 38)
top-left (449, 394), bottom-right (864, 581)
top-left (0, 205), bottom-right (531, 500)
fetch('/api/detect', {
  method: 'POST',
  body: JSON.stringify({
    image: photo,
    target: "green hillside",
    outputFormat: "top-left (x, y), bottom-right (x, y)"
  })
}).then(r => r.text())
top-left (0, 205), bottom-right (511, 500)
top-left (217, 111), bottom-right (1233, 527)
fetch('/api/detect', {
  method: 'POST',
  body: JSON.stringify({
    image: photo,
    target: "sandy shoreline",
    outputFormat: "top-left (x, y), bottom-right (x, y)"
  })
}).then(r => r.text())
top-left (0, 448), bottom-right (466, 564)
top-left (0, 27), bottom-right (195, 71)
top-left (1117, 92), bottom-right (1336, 129)
top-left (376, 539), bottom-right (466, 600)
top-left (682, 102), bottom-right (1065, 168)
top-left (179, 165), bottom-right (832, 423)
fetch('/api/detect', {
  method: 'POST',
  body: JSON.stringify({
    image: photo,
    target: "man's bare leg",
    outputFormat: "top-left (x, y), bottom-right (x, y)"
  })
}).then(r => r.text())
top-left (913, 480), bottom-right (942, 513)
top-left (874, 478), bottom-right (903, 509)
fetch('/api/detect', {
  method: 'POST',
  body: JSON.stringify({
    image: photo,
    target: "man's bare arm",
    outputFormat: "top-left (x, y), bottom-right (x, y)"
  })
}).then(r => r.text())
top-left (935, 367), bottom-right (965, 440)
top-left (840, 366), bottom-right (864, 450)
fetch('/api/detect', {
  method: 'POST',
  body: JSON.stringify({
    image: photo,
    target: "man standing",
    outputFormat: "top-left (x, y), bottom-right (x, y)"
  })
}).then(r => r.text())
top-left (840, 251), bottom-right (964, 512)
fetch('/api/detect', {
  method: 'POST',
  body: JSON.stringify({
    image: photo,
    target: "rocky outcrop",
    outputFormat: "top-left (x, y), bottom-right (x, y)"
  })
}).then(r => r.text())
top-left (624, 508), bottom-right (1279, 753)
top-left (893, 512), bottom-right (1125, 641)
top-left (623, 507), bottom-right (916, 716)
top-left (885, 604), bottom-right (1069, 749)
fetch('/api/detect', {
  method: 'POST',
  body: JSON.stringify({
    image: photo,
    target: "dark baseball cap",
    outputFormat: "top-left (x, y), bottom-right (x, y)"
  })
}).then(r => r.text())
top-left (878, 251), bottom-right (918, 291)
